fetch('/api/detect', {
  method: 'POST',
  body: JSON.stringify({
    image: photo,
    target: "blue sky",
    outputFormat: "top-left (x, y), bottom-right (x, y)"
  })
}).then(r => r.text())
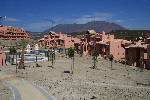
top-left (0, 0), bottom-right (150, 31)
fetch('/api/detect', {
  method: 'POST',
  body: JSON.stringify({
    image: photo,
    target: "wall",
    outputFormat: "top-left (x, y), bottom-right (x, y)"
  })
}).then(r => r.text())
top-left (110, 39), bottom-right (125, 61)
top-left (145, 44), bottom-right (150, 69)
top-left (0, 47), bottom-right (6, 66)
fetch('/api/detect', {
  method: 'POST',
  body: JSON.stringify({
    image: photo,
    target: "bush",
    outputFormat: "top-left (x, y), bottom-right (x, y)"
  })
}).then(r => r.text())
top-left (68, 48), bottom-right (75, 58)
top-left (108, 54), bottom-right (114, 61)
top-left (9, 47), bottom-right (17, 55)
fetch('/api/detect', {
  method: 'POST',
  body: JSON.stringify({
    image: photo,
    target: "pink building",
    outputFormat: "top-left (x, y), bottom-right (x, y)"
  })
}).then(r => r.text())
top-left (0, 25), bottom-right (31, 40)
top-left (76, 30), bottom-right (130, 60)
top-left (75, 30), bottom-right (150, 69)
top-left (39, 30), bottom-right (150, 69)
top-left (0, 46), bottom-right (6, 66)
top-left (77, 30), bottom-right (110, 56)
top-left (39, 31), bottom-right (80, 49)
top-left (125, 39), bottom-right (150, 69)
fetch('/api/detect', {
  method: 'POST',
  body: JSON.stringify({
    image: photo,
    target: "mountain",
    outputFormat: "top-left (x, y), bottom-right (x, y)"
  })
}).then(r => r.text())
top-left (44, 21), bottom-right (126, 34)
top-left (27, 31), bottom-right (42, 35)
top-left (27, 31), bottom-right (43, 40)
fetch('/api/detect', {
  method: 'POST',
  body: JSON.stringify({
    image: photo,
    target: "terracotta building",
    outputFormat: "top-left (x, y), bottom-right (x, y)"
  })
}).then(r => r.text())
top-left (75, 30), bottom-right (110, 56)
top-left (76, 30), bottom-right (130, 60)
top-left (38, 31), bottom-right (80, 49)
top-left (75, 30), bottom-right (150, 69)
top-left (125, 39), bottom-right (150, 69)
top-left (0, 25), bottom-right (31, 40)
top-left (0, 46), bottom-right (6, 66)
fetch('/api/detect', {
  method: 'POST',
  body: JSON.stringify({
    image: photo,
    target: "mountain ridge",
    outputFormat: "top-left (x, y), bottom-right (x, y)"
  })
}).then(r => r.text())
top-left (43, 21), bottom-right (126, 34)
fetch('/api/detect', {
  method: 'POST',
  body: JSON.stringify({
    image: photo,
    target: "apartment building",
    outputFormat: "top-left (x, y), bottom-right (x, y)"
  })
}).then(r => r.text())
top-left (75, 30), bottom-right (150, 69)
top-left (38, 31), bottom-right (80, 49)
top-left (0, 25), bottom-right (31, 40)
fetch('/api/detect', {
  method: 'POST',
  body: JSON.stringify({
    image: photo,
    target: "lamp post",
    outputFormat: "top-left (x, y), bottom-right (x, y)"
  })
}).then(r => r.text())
top-left (86, 16), bottom-right (97, 69)
top-left (93, 37), bottom-right (97, 69)
top-left (15, 42), bottom-right (18, 73)
top-left (16, 52), bottom-right (18, 73)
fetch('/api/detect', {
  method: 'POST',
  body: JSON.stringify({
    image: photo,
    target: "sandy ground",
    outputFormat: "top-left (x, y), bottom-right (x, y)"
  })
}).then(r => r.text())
top-left (1, 54), bottom-right (150, 100)
top-left (0, 81), bottom-right (13, 100)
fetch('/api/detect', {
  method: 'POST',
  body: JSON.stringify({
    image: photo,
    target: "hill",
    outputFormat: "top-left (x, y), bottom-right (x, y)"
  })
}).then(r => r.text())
top-left (43, 21), bottom-right (126, 34)
top-left (112, 30), bottom-right (150, 40)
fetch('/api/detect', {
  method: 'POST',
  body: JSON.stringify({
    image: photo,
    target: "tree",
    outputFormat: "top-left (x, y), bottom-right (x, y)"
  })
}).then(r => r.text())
top-left (9, 47), bottom-right (17, 64)
top-left (47, 50), bottom-right (50, 61)
top-left (18, 40), bottom-right (28, 69)
top-left (139, 57), bottom-right (144, 72)
top-left (92, 37), bottom-right (97, 69)
top-left (108, 54), bottom-right (114, 69)
top-left (68, 47), bottom-right (75, 74)
top-left (49, 49), bottom-right (55, 67)
top-left (92, 50), bottom-right (97, 69)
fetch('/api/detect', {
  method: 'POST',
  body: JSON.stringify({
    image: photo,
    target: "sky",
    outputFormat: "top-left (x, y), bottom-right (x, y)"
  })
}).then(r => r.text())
top-left (0, 0), bottom-right (150, 32)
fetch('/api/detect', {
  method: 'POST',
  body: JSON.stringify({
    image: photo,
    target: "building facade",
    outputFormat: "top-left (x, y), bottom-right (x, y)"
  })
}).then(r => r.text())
top-left (0, 46), bottom-right (6, 66)
top-left (38, 31), bottom-right (80, 49)
top-left (0, 25), bottom-right (31, 40)
top-left (75, 30), bottom-right (150, 69)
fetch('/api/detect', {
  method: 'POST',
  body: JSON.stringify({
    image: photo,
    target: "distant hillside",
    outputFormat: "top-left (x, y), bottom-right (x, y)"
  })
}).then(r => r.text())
top-left (112, 30), bottom-right (150, 40)
top-left (43, 21), bottom-right (126, 34)
top-left (27, 31), bottom-right (42, 35)
top-left (27, 31), bottom-right (43, 40)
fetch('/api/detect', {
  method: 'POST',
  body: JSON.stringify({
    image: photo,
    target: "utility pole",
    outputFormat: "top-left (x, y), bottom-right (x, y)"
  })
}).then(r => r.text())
top-left (91, 16), bottom-right (97, 69)
top-left (15, 42), bottom-right (18, 73)
top-left (92, 36), bottom-right (97, 69)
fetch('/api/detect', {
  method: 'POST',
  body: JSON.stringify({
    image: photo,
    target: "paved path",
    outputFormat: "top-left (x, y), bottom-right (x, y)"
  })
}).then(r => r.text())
top-left (0, 72), bottom-right (55, 100)
top-left (6, 79), bottom-right (55, 100)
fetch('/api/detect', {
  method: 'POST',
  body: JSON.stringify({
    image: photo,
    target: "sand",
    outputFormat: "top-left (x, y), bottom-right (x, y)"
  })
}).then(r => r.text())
top-left (0, 81), bottom-right (13, 100)
top-left (1, 54), bottom-right (150, 100)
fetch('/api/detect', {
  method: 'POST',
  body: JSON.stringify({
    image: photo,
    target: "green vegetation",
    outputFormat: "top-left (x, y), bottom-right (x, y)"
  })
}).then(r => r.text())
top-left (112, 30), bottom-right (150, 40)
top-left (9, 47), bottom-right (17, 55)
top-left (68, 47), bottom-right (75, 74)
top-left (108, 54), bottom-right (114, 69)
top-left (9, 47), bottom-right (17, 64)
top-left (68, 48), bottom-right (75, 58)
top-left (18, 40), bottom-right (28, 69)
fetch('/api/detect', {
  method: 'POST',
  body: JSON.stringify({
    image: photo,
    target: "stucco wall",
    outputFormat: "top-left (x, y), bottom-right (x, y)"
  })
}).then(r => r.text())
top-left (110, 40), bottom-right (125, 61)
top-left (0, 48), bottom-right (6, 66)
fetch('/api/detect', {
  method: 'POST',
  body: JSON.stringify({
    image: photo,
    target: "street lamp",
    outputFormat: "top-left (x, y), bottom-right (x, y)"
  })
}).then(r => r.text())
top-left (93, 36), bottom-right (97, 69)
top-left (15, 42), bottom-right (18, 73)
top-left (85, 16), bottom-right (97, 69)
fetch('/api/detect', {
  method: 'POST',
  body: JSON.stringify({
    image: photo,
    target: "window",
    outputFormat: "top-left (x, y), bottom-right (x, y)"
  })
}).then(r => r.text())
top-left (144, 49), bottom-right (147, 53)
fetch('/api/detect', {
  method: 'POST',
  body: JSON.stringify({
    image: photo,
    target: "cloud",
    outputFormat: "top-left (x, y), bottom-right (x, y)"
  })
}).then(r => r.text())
top-left (73, 12), bottom-right (113, 24)
top-left (4, 17), bottom-right (20, 22)
top-left (23, 12), bottom-right (139, 31)
top-left (48, 12), bottom-right (114, 25)
top-left (24, 12), bottom-right (118, 31)
top-left (24, 21), bottom-right (51, 31)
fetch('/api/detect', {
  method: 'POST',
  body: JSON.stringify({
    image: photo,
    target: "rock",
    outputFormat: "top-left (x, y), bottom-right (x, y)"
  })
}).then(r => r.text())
top-left (64, 70), bottom-right (70, 73)
top-left (90, 96), bottom-right (97, 99)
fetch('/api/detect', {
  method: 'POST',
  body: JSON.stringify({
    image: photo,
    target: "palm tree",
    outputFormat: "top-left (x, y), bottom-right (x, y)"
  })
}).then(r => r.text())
top-left (18, 40), bottom-right (27, 69)
top-left (68, 47), bottom-right (75, 74)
